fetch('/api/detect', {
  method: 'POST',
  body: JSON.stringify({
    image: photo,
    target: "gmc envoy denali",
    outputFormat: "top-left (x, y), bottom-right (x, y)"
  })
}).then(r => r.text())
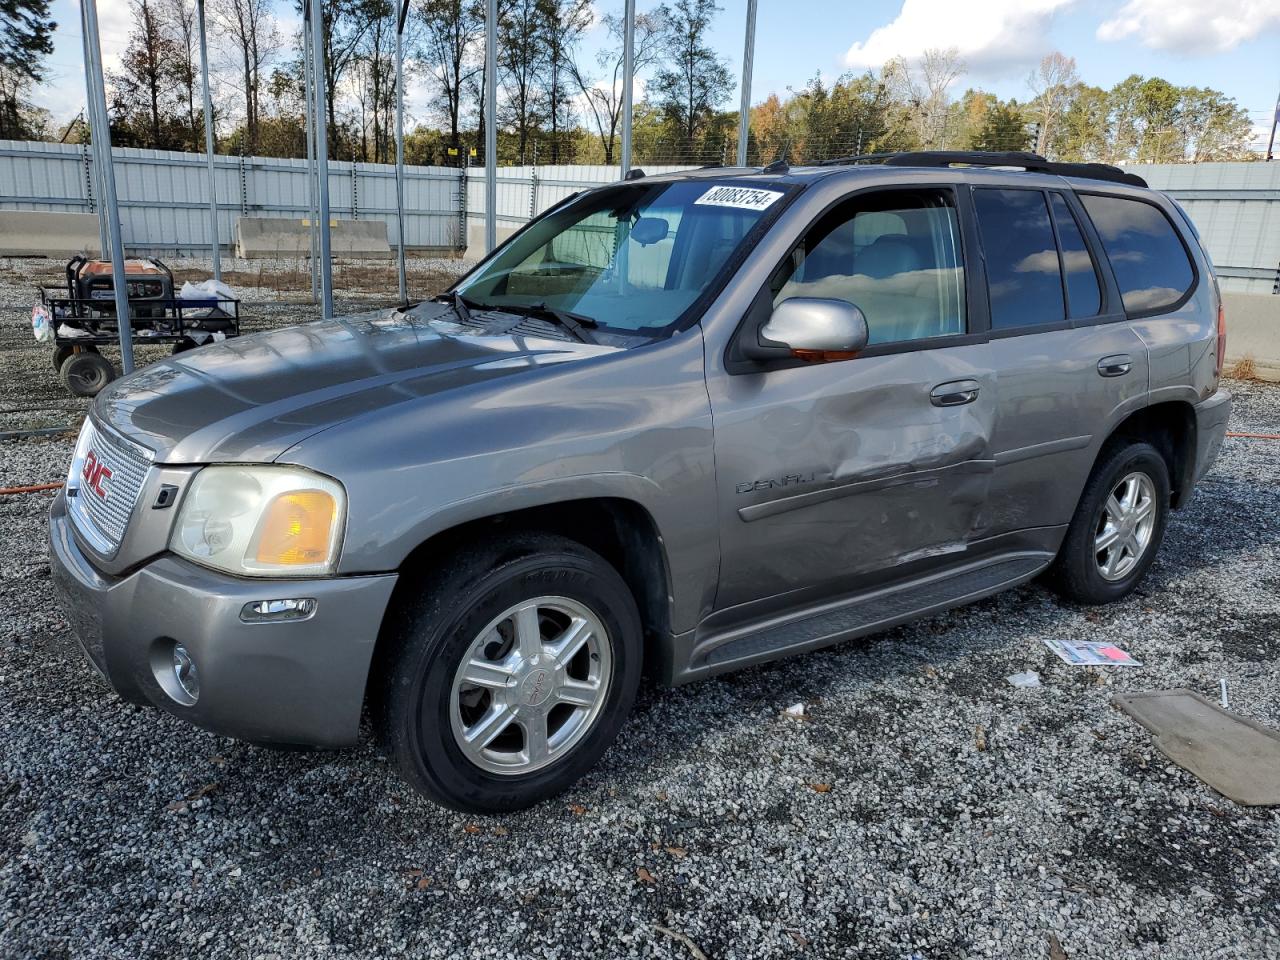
top-left (50, 151), bottom-right (1231, 812)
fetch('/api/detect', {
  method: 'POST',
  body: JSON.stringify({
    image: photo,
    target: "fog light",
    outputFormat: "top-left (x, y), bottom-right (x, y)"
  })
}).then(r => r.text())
top-left (240, 598), bottom-right (317, 623)
top-left (172, 643), bottom-right (200, 702)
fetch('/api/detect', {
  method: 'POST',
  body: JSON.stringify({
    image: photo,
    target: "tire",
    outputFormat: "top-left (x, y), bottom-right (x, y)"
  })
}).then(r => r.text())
top-left (171, 338), bottom-right (198, 355)
top-left (374, 533), bottom-right (643, 813)
top-left (60, 350), bottom-right (116, 398)
top-left (1047, 440), bottom-right (1170, 605)
top-left (52, 344), bottom-right (76, 371)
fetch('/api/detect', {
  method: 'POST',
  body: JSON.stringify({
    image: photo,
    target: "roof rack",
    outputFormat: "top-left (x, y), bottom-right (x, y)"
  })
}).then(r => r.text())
top-left (812, 150), bottom-right (1147, 188)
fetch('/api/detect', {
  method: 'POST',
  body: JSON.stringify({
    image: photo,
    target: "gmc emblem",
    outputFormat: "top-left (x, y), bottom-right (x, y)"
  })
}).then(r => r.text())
top-left (82, 450), bottom-right (113, 499)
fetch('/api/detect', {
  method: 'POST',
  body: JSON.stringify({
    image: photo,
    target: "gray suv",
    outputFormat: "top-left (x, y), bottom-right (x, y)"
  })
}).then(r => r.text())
top-left (49, 151), bottom-right (1231, 812)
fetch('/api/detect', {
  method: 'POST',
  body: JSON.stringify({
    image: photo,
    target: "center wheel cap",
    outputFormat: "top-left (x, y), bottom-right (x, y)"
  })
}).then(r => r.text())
top-left (519, 666), bottom-right (554, 707)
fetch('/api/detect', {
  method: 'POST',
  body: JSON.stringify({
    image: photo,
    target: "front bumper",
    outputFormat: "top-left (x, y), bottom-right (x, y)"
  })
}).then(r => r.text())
top-left (48, 492), bottom-right (398, 748)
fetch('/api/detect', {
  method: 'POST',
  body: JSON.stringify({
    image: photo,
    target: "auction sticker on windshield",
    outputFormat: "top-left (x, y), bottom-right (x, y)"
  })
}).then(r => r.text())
top-left (694, 185), bottom-right (784, 211)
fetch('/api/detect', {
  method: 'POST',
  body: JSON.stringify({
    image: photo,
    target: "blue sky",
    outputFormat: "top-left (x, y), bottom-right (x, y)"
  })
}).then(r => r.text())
top-left (33, 0), bottom-right (1280, 149)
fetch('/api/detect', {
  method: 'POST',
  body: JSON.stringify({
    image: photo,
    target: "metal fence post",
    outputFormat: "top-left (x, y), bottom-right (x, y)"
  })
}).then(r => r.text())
top-left (458, 153), bottom-right (469, 253)
top-left (303, 21), bottom-right (319, 303)
top-left (350, 162), bottom-right (359, 220)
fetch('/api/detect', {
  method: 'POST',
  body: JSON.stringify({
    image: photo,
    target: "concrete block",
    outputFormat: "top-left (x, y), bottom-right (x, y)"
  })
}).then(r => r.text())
top-left (0, 211), bottom-right (101, 257)
top-left (1222, 293), bottom-right (1280, 382)
top-left (235, 216), bottom-right (392, 259)
top-left (464, 222), bottom-right (518, 261)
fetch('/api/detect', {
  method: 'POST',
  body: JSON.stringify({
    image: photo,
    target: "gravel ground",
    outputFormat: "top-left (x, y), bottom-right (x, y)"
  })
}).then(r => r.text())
top-left (1, 260), bottom-right (1279, 958)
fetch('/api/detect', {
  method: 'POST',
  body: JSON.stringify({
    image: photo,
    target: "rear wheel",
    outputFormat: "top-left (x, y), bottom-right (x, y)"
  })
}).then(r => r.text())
top-left (375, 534), bottom-right (642, 813)
top-left (59, 349), bottom-right (116, 398)
top-left (1047, 441), bottom-right (1170, 604)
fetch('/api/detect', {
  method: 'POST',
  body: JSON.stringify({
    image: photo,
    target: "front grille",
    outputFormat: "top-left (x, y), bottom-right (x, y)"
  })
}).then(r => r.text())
top-left (66, 418), bottom-right (154, 556)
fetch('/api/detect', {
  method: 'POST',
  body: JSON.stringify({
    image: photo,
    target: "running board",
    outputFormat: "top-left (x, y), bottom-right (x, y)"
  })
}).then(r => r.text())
top-left (695, 553), bottom-right (1051, 671)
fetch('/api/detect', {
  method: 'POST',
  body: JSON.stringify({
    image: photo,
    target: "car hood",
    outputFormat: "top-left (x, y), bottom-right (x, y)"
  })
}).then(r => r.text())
top-left (92, 304), bottom-right (620, 463)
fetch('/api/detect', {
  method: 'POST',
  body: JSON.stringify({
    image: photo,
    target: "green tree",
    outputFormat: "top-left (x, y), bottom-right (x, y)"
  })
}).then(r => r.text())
top-left (969, 99), bottom-right (1031, 152)
top-left (649, 0), bottom-right (732, 157)
top-left (0, 0), bottom-right (55, 139)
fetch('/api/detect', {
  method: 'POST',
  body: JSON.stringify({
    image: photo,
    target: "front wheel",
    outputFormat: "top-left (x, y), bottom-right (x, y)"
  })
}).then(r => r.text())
top-left (1047, 441), bottom-right (1170, 604)
top-left (374, 534), bottom-right (642, 813)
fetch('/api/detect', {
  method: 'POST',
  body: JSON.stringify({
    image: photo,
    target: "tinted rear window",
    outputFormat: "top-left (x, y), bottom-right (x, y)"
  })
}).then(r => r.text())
top-left (1079, 194), bottom-right (1194, 314)
top-left (973, 188), bottom-right (1064, 330)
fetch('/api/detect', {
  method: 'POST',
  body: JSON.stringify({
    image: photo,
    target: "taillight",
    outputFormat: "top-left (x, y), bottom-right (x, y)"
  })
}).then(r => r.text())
top-left (1216, 299), bottom-right (1227, 377)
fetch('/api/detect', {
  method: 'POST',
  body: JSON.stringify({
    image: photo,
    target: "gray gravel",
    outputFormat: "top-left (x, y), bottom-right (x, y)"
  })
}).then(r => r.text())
top-left (2, 259), bottom-right (1279, 957)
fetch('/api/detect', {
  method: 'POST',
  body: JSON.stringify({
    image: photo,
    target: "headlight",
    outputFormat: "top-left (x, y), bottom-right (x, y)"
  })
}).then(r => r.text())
top-left (169, 466), bottom-right (346, 577)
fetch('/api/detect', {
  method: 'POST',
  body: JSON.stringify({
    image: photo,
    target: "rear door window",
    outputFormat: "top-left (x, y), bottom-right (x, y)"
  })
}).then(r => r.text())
top-left (973, 188), bottom-right (1065, 330)
top-left (1079, 194), bottom-right (1195, 314)
top-left (1050, 193), bottom-right (1102, 318)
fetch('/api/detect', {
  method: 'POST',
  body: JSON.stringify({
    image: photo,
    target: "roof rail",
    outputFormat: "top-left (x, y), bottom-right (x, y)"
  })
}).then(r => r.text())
top-left (812, 150), bottom-right (1147, 188)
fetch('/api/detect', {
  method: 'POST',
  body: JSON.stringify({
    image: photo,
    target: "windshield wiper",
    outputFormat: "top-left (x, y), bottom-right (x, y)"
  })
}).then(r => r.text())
top-left (433, 291), bottom-right (479, 324)
top-left (496, 302), bottom-right (598, 345)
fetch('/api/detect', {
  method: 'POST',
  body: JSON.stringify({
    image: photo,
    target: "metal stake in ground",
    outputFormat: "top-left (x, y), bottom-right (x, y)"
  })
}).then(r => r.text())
top-left (80, 0), bottom-right (135, 374)
top-left (307, 0), bottom-right (334, 318)
top-left (196, 0), bottom-right (221, 282)
top-left (303, 22), bottom-right (319, 304)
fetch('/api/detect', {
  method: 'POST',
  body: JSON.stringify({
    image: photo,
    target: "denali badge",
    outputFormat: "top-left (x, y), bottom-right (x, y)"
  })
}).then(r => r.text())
top-left (736, 473), bottom-right (816, 494)
top-left (82, 450), bottom-right (113, 499)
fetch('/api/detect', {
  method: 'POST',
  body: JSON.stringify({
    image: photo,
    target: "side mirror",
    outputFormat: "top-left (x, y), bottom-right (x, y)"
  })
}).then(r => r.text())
top-left (745, 297), bottom-right (869, 363)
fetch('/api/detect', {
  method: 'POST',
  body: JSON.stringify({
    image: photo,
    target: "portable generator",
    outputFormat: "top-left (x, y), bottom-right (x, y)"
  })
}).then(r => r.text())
top-left (69, 255), bottom-right (174, 320)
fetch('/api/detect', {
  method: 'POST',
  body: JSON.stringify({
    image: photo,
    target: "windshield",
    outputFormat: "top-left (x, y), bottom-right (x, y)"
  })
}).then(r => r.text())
top-left (455, 179), bottom-right (792, 336)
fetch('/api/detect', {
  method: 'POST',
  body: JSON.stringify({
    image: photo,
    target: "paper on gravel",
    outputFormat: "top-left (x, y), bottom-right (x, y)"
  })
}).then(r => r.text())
top-left (1043, 638), bottom-right (1141, 667)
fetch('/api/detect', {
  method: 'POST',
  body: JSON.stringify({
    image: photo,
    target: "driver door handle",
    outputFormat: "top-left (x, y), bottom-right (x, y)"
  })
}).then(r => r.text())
top-left (1098, 354), bottom-right (1132, 377)
top-left (930, 379), bottom-right (981, 407)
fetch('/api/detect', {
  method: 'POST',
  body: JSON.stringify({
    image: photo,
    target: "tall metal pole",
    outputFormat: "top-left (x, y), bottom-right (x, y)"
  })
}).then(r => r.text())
top-left (484, 0), bottom-right (497, 252)
top-left (308, 0), bottom-right (334, 318)
top-left (79, 21), bottom-right (109, 256)
top-left (303, 23), bottom-right (319, 303)
top-left (620, 0), bottom-right (635, 176)
top-left (196, 0), bottom-right (221, 281)
top-left (736, 0), bottom-right (757, 167)
top-left (81, 0), bottom-right (135, 374)
top-left (394, 0), bottom-right (409, 303)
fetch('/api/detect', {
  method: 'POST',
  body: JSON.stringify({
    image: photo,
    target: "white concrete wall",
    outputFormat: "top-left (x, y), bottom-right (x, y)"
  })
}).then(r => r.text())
top-left (1222, 292), bottom-right (1280, 382)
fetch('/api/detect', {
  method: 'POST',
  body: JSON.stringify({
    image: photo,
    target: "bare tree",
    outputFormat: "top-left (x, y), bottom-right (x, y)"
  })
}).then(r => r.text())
top-left (350, 0), bottom-right (396, 161)
top-left (499, 0), bottom-right (545, 163)
top-left (883, 47), bottom-right (964, 149)
top-left (417, 0), bottom-right (484, 152)
top-left (568, 8), bottom-right (664, 164)
top-left (212, 0), bottom-right (280, 152)
top-left (1026, 51), bottom-right (1078, 158)
top-left (112, 0), bottom-right (178, 147)
top-left (165, 0), bottom-right (202, 150)
top-left (537, 0), bottom-right (590, 162)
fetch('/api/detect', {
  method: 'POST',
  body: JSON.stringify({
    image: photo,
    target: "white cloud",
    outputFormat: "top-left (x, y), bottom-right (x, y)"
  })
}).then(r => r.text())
top-left (1097, 0), bottom-right (1280, 55)
top-left (843, 0), bottom-right (1075, 74)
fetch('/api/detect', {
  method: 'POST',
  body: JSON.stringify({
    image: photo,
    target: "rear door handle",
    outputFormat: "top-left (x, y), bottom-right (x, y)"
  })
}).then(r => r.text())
top-left (1098, 354), bottom-right (1132, 377)
top-left (930, 379), bottom-right (981, 407)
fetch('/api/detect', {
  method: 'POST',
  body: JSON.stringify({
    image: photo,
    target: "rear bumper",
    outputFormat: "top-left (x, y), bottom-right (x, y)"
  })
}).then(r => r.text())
top-left (1191, 388), bottom-right (1232, 486)
top-left (48, 492), bottom-right (398, 748)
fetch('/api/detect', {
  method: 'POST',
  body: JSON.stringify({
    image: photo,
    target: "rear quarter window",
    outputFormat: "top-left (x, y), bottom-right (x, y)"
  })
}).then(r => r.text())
top-left (1079, 194), bottom-right (1195, 315)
